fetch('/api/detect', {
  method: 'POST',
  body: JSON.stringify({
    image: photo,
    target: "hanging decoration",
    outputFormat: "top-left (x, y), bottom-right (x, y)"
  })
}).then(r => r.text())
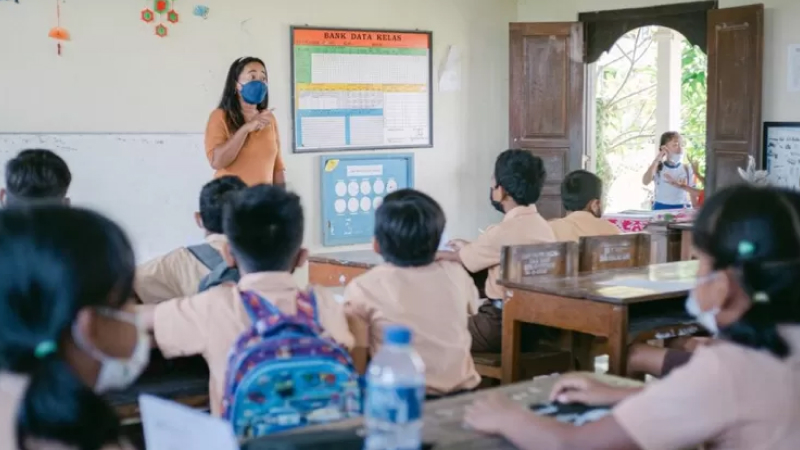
top-left (48, 0), bottom-right (70, 56)
top-left (140, 0), bottom-right (179, 37)
top-left (193, 5), bottom-right (209, 19)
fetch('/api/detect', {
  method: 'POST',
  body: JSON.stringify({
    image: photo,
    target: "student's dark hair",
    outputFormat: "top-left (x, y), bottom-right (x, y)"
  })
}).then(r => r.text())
top-left (692, 185), bottom-right (800, 358)
top-left (4, 149), bottom-right (71, 205)
top-left (223, 184), bottom-right (304, 273)
top-left (494, 149), bottom-right (546, 206)
top-left (199, 175), bottom-right (247, 234)
top-left (561, 170), bottom-right (603, 212)
top-left (656, 131), bottom-right (680, 174)
top-left (0, 206), bottom-right (135, 450)
top-left (217, 57), bottom-right (269, 133)
top-left (374, 189), bottom-right (445, 267)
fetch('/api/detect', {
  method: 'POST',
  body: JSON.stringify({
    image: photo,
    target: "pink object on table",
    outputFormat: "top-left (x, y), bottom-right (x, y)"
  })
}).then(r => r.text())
top-left (603, 209), bottom-right (695, 233)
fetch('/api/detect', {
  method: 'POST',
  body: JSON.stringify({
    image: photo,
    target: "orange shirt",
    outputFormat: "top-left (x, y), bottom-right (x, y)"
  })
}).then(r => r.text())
top-left (204, 109), bottom-right (285, 186)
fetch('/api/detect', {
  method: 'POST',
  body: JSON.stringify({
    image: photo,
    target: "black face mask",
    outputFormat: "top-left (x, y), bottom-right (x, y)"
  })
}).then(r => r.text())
top-left (489, 187), bottom-right (504, 214)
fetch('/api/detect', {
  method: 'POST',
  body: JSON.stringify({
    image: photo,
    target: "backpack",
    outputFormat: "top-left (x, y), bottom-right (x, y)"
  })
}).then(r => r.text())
top-left (187, 244), bottom-right (240, 292)
top-left (221, 290), bottom-right (362, 438)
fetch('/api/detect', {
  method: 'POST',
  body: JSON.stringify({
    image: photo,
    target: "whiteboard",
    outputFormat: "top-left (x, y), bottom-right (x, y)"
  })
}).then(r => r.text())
top-left (0, 134), bottom-right (213, 263)
top-left (291, 27), bottom-right (433, 152)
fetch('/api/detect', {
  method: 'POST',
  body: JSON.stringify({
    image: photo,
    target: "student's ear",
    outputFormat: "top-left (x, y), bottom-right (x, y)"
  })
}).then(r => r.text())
top-left (0, 189), bottom-right (6, 206)
top-left (194, 212), bottom-right (203, 230)
top-left (74, 307), bottom-right (98, 347)
top-left (221, 242), bottom-right (237, 268)
top-left (294, 248), bottom-right (309, 270)
top-left (588, 199), bottom-right (602, 217)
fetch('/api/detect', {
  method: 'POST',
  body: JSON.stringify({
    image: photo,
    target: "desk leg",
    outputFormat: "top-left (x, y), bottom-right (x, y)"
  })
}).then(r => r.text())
top-left (501, 309), bottom-right (522, 384)
top-left (607, 306), bottom-right (629, 376)
top-left (680, 230), bottom-right (693, 261)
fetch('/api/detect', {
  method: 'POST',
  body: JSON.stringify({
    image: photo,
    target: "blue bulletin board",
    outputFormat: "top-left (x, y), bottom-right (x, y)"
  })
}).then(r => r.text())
top-left (320, 153), bottom-right (414, 246)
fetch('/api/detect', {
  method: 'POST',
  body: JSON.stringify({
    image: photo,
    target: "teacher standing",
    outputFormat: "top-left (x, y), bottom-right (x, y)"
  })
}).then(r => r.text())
top-left (205, 57), bottom-right (285, 186)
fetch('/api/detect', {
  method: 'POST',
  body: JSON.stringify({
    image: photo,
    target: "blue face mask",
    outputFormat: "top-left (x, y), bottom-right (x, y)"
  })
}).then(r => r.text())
top-left (240, 80), bottom-right (268, 105)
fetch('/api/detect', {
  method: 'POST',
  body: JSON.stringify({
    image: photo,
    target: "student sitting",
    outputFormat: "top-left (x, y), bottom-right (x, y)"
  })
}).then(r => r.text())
top-left (438, 149), bottom-right (555, 353)
top-left (344, 189), bottom-right (481, 397)
top-left (139, 185), bottom-right (353, 417)
top-left (135, 175), bottom-right (247, 304)
top-left (549, 170), bottom-right (620, 241)
top-left (464, 185), bottom-right (800, 450)
top-left (0, 206), bottom-right (147, 450)
top-left (0, 148), bottom-right (71, 206)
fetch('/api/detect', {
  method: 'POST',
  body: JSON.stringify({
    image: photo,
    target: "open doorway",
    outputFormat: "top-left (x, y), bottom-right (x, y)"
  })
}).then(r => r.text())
top-left (590, 26), bottom-right (707, 212)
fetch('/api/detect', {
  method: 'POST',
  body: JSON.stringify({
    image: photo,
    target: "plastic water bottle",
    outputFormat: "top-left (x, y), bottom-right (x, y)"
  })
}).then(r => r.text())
top-left (364, 325), bottom-right (426, 450)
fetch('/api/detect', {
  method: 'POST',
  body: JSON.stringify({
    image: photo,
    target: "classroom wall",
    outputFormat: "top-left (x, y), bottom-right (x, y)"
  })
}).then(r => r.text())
top-left (517, 0), bottom-right (800, 122)
top-left (0, 0), bottom-right (515, 267)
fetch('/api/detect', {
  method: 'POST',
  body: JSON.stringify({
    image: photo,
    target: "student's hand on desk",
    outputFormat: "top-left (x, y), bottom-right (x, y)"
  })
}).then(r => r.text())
top-left (446, 238), bottom-right (468, 251)
top-left (549, 374), bottom-right (631, 406)
top-left (464, 393), bottom-right (529, 434)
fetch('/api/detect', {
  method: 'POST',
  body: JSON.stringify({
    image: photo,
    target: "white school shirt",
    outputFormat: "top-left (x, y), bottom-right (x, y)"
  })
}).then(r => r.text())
top-left (654, 162), bottom-right (694, 206)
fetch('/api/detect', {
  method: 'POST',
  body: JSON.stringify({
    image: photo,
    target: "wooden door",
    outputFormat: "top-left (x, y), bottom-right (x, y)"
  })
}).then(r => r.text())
top-left (705, 5), bottom-right (763, 193)
top-left (510, 23), bottom-right (585, 219)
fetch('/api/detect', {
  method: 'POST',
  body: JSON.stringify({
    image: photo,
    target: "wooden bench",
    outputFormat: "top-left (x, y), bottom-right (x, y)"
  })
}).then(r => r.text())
top-left (474, 242), bottom-right (578, 382)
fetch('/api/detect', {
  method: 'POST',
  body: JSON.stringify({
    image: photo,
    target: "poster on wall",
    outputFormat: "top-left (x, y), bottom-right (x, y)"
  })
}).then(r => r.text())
top-left (763, 122), bottom-right (800, 190)
top-left (291, 27), bottom-right (433, 153)
top-left (320, 153), bottom-right (414, 246)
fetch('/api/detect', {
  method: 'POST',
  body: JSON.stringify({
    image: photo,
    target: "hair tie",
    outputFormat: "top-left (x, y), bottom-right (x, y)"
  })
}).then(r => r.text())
top-left (753, 292), bottom-right (770, 304)
top-left (738, 240), bottom-right (756, 258)
top-left (34, 340), bottom-right (57, 359)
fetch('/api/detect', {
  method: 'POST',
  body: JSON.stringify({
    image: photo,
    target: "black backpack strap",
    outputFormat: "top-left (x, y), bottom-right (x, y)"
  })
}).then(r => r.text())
top-left (198, 263), bottom-right (241, 292)
top-left (186, 243), bottom-right (224, 270)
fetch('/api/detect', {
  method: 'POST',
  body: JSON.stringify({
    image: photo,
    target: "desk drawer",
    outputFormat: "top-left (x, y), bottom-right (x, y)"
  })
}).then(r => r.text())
top-left (308, 262), bottom-right (369, 287)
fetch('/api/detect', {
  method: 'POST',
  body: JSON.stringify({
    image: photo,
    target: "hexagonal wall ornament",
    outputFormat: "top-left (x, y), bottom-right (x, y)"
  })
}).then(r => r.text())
top-left (154, 0), bottom-right (169, 14)
top-left (141, 8), bottom-right (155, 23)
top-left (155, 24), bottom-right (168, 38)
top-left (167, 9), bottom-right (179, 24)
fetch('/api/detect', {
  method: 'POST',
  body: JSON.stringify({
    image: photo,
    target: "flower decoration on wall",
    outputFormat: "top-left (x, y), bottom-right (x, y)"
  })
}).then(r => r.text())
top-left (48, 0), bottom-right (70, 56)
top-left (141, 0), bottom-right (179, 37)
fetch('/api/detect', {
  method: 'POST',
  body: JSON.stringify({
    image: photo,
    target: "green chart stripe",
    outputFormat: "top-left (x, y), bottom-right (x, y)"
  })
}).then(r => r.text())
top-left (293, 46), bottom-right (429, 83)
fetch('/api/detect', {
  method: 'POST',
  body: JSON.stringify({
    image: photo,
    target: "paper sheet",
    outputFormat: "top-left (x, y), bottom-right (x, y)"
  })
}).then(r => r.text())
top-left (139, 395), bottom-right (238, 450)
top-left (438, 45), bottom-right (462, 92)
top-left (789, 45), bottom-right (800, 92)
top-left (597, 278), bottom-right (694, 292)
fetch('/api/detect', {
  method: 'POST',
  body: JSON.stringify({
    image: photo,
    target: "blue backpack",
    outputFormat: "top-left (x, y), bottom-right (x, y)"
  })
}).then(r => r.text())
top-left (221, 290), bottom-right (361, 438)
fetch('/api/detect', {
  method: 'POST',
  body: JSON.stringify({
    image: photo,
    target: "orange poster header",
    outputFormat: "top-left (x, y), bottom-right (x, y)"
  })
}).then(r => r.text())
top-left (293, 29), bottom-right (429, 49)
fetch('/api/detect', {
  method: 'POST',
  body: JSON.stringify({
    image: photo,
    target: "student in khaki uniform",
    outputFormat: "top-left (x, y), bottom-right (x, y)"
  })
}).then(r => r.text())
top-left (0, 207), bottom-right (146, 450)
top-left (464, 185), bottom-right (800, 450)
top-left (344, 189), bottom-right (481, 397)
top-left (139, 185), bottom-right (353, 416)
top-left (438, 149), bottom-right (555, 353)
top-left (0, 148), bottom-right (71, 207)
top-left (548, 170), bottom-right (620, 242)
top-left (134, 175), bottom-right (247, 304)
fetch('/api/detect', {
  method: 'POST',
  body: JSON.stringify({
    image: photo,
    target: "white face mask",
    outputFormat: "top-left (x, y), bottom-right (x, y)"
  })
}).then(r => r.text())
top-left (685, 272), bottom-right (721, 335)
top-left (668, 153), bottom-right (683, 164)
top-left (72, 308), bottom-right (151, 393)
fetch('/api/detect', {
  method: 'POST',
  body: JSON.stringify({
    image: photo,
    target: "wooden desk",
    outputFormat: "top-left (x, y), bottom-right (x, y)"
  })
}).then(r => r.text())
top-left (668, 222), bottom-right (694, 261)
top-left (308, 250), bottom-right (383, 287)
top-left (243, 374), bottom-right (641, 450)
top-left (501, 261), bottom-right (700, 383)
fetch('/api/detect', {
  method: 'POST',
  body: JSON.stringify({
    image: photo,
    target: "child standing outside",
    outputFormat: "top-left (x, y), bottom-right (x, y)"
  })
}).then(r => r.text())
top-left (642, 132), bottom-right (700, 210)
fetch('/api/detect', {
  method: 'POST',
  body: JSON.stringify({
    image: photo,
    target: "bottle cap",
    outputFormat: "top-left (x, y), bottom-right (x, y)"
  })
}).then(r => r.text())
top-left (384, 325), bottom-right (411, 345)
